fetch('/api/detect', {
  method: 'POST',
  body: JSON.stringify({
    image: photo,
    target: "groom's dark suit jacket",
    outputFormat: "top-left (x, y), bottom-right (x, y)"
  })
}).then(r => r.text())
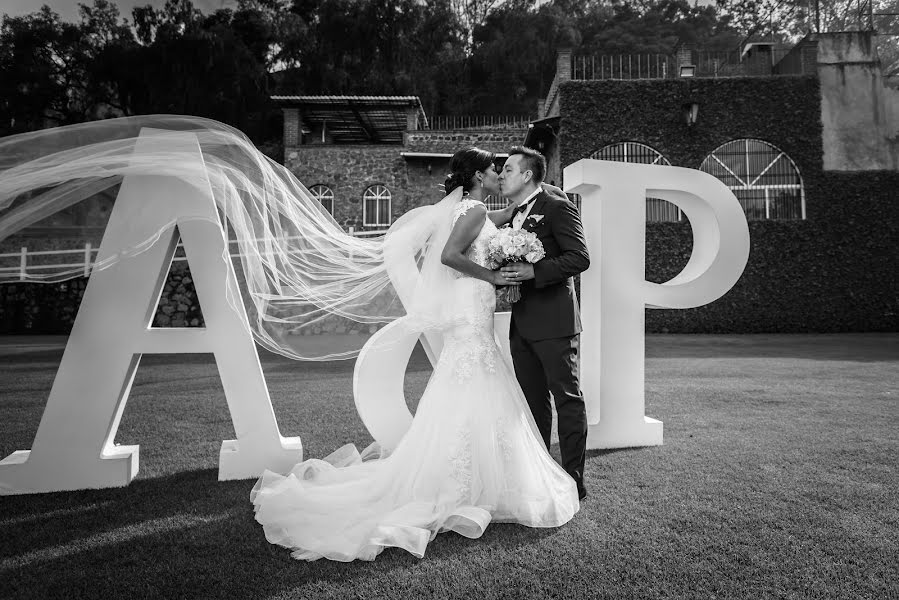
top-left (510, 190), bottom-right (590, 341)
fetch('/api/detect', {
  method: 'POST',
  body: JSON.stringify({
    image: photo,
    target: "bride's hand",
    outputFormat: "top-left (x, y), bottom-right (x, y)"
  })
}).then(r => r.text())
top-left (542, 183), bottom-right (568, 201)
top-left (491, 270), bottom-right (520, 286)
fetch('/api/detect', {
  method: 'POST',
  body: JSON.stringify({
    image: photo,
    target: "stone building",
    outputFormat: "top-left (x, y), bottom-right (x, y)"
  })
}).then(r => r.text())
top-left (524, 31), bottom-right (898, 333)
top-left (275, 95), bottom-right (529, 231)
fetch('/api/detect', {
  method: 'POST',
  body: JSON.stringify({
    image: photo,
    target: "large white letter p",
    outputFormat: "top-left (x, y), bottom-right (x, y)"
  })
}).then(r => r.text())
top-left (565, 159), bottom-right (750, 449)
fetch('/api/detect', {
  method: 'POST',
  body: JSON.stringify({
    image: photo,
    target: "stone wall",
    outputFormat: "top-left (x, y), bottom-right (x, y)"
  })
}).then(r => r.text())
top-left (284, 145), bottom-right (419, 229)
top-left (283, 128), bottom-right (528, 229)
top-left (0, 263), bottom-right (201, 333)
top-left (818, 31), bottom-right (899, 171)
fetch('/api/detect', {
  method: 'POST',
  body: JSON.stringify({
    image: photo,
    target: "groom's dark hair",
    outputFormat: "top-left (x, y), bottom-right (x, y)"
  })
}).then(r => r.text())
top-left (509, 146), bottom-right (547, 183)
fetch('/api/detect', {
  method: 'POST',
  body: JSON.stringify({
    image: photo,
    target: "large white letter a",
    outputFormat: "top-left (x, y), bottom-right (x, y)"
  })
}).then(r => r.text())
top-left (0, 129), bottom-right (301, 495)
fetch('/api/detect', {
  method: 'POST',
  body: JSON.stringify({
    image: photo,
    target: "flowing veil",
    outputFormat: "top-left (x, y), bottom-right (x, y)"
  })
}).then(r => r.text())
top-left (0, 115), bottom-right (461, 360)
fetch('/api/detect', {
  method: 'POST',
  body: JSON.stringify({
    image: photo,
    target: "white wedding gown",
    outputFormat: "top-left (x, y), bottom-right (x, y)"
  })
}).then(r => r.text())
top-left (250, 199), bottom-right (580, 561)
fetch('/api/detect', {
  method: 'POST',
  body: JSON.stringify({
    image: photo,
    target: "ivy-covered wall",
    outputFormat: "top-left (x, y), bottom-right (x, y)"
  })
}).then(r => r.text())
top-left (561, 77), bottom-right (899, 332)
top-left (560, 76), bottom-right (823, 177)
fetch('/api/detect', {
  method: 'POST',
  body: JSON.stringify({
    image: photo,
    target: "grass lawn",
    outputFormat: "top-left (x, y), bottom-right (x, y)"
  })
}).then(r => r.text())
top-left (0, 333), bottom-right (897, 600)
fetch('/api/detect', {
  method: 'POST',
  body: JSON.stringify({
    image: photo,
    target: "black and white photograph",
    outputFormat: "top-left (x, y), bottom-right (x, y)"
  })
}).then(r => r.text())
top-left (0, 0), bottom-right (896, 598)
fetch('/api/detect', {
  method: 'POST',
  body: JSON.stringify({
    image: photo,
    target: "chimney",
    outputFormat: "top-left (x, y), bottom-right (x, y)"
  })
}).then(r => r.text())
top-left (676, 44), bottom-right (694, 69)
top-left (283, 108), bottom-right (300, 147)
top-left (556, 47), bottom-right (573, 82)
top-left (406, 106), bottom-right (420, 131)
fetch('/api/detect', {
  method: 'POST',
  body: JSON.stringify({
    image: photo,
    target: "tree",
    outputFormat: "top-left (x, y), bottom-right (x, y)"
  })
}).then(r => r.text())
top-left (452, 0), bottom-right (504, 50)
top-left (117, 2), bottom-right (273, 137)
top-left (0, 2), bottom-right (136, 135)
top-left (578, 0), bottom-right (741, 55)
top-left (463, 0), bottom-right (579, 114)
top-left (277, 0), bottom-right (465, 114)
top-left (715, 0), bottom-right (808, 42)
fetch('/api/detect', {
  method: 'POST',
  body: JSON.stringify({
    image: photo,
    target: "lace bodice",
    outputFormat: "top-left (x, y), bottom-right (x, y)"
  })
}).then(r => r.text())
top-left (451, 198), bottom-right (497, 270)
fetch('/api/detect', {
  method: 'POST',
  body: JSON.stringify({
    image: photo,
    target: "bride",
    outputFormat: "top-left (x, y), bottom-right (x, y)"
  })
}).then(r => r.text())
top-left (250, 148), bottom-right (580, 561)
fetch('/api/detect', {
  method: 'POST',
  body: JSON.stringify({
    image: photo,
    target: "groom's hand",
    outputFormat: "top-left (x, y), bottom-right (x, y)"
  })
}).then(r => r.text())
top-left (501, 262), bottom-right (535, 282)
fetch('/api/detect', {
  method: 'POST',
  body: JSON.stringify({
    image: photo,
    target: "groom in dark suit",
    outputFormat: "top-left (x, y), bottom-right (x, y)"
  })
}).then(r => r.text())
top-left (498, 146), bottom-right (591, 500)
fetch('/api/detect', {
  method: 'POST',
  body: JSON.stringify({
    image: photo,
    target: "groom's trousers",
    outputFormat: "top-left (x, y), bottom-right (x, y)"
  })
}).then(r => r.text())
top-left (509, 319), bottom-right (588, 497)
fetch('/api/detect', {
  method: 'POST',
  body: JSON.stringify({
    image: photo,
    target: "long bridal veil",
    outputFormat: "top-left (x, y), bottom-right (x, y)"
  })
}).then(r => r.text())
top-left (0, 115), bottom-right (457, 360)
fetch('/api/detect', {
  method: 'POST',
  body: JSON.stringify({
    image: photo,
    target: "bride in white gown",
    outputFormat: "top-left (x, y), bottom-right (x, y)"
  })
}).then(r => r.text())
top-left (250, 148), bottom-right (580, 562)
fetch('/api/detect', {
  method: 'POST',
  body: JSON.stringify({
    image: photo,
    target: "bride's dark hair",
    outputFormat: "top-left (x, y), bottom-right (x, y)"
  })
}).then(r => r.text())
top-left (443, 147), bottom-right (496, 195)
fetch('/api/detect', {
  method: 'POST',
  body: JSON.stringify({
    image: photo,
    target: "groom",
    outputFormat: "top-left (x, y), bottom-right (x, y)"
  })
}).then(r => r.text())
top-left (497, 146), bottom-right (591, 501)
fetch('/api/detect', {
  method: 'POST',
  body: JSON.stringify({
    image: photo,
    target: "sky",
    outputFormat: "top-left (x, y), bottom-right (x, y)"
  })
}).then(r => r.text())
top-left (1, 0), bottom-right (239, 22)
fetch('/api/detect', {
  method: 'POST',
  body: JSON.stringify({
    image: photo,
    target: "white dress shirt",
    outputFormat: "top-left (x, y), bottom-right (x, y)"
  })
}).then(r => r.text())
top-left (511, 186), bottom-right (543, 231)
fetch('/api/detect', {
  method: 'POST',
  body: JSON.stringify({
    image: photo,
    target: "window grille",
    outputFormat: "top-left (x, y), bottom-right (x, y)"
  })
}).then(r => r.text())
top-left (590, 142), bottom-right (680, 222)
top-left (363, 185), bottom-right (392, 227)
top-left (700, 139), bottom-right (805, 220)
top-left (309, 184), bottom-right (334, 215)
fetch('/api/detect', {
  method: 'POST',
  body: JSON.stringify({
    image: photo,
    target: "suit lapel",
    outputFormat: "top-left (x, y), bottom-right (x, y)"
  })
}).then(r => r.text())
top-left (521, 192), bottom-right (548, 233)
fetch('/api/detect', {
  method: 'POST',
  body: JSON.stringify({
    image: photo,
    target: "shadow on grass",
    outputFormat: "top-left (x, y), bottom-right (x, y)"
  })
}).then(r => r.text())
top-left (644, 333), bottom-right (899, 362)
top-left (0, 468), bottom-right (555, 600)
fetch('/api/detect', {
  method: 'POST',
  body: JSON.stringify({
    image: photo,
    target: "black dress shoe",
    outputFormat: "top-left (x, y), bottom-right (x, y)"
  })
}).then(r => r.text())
top-left (578, 487), bottom-right (587, 501)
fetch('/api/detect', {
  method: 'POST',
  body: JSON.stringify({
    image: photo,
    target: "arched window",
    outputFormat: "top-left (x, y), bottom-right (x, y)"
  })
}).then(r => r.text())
top-left (309, 184), bottom-right (334, 215)
top-left (363, 185), bottom-right (391, 227)
top-left (700, 139), bottom-right (805, 220)
top-left (590, 142), bottom-right (680, 222)
top-left (591, 141), bottom-right (670, 165)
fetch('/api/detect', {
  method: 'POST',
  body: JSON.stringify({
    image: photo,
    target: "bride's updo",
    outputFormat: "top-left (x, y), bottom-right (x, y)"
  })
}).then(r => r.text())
top-left (443, 147), bottom-right (496, 195)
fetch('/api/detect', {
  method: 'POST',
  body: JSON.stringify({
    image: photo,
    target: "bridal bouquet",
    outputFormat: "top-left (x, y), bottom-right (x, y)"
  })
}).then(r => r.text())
top-left (487, 226), bottom-right (545, 304)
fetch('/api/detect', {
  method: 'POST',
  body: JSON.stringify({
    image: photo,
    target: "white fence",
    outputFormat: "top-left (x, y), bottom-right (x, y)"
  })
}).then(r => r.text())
top-left (0, 227), bottom-right (388, 282)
